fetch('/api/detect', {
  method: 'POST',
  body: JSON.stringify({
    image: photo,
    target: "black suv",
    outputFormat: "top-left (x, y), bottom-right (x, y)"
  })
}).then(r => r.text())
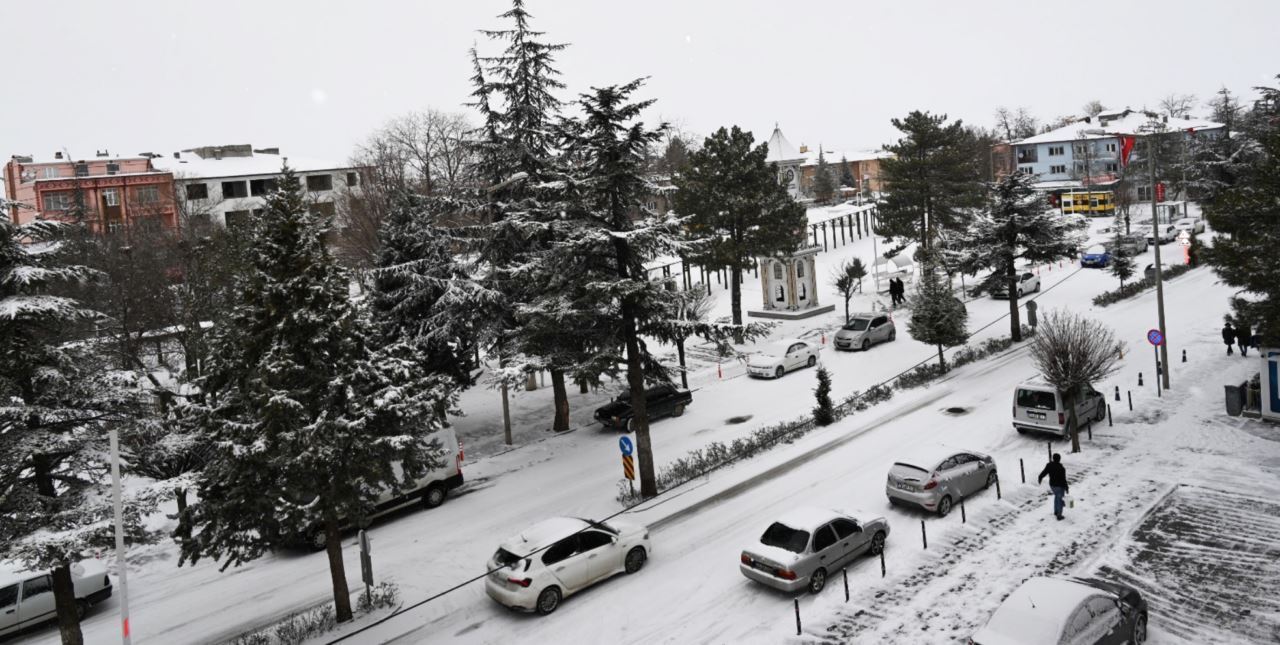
top-left (594, 384), bottom-right (693, 431)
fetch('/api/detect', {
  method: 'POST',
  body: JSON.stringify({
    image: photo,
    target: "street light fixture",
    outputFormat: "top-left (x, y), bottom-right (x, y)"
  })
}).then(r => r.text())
top-left (1082, 126), bottom-right (1171, 390)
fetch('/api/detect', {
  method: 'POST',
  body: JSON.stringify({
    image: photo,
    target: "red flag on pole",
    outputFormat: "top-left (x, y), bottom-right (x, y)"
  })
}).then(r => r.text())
top-left (1119, 135), bottom-right (1137, 167)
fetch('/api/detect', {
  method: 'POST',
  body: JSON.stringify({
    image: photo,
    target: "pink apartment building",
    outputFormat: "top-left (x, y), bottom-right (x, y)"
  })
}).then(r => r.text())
top-left (3, 150), bottom-right (177, 231)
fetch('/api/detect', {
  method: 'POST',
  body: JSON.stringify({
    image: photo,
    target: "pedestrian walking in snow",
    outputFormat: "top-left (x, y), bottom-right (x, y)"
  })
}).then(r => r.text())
top-left (1222, 320), bottom-right (1236, 356)
top-left (888, 278), bottom-right (898, 305)
top-left (1237, 322), bottom-right (1252, 357)
top-left (1038, 453), bottom-right (1069, 521)
top-left (1026, 299), bottom-right (1038, 332)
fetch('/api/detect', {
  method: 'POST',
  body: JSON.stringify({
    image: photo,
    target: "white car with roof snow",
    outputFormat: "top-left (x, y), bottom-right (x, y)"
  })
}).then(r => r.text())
top-left (485, 517), bottom-right (651, 615)
top-left (1173, 216), bottom-right (1205, 234)
top-left (747, 339), bottom-right (819, 379)
top-left (885, 446), bottom-right (998, 516)
top-left (1, 562), bottom-right (112, 637)
top-left (970, 576), bottom-right (1149, 645)
top-left (739, 507), bottom-right (889, 594)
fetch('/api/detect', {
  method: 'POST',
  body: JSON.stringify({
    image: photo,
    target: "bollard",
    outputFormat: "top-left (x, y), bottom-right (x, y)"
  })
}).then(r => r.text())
top-left (843, 568), bottom-right (849, 602)
top-left (795, 598), bottom-right (802, 636)
top-left (960, 500), bottom-right (966, 523)
top-left (1087, 420), bottom-right (1092, 441)
top-left (1047, 442), bottom-right (1052, 461)
top-left (1128, 390), bottom-right (1133, 411)
top-left (1138, 372), bottom-right (1144, 386)
top-left (921, 520), bottom-right (928, 550)
top-left (1114, 386), bottom-right (1120, 402)
top-left (880, 549), bottom-right (886, 577)
top-left (1182, 349), bottom-right (1187, 363)
top-left (1107, 404), bottom-right (1113, 427)
top-left (717, 362), bottom-right (723, 379)
top-left (1020, 458), bottom-right (1025, 483)
top-left (996, 474), bottom-right (1002, 500)
top-left (821, 332), bottom-right (826, 345)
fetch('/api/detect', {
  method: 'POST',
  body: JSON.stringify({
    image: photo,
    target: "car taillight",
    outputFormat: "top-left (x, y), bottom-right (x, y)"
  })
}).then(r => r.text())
top-left (507, 577), bottom-right (533, 587)
top-left (741, 553), bottom-right (752, 565)
top-left (776, 568), bottom-right (797, 580)
top-left (458, 439), bottom-right (464, 463)
top-left (923, 480), bottom-right (938, 490)
top-left (1058, 412), bottom-right (1065, 425)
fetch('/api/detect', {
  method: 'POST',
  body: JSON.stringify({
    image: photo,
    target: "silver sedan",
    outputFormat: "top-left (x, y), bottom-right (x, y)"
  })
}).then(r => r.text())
top-left (739, 507), bottom-right (890, 594)
top-left (885, 448), bottom-right (998, 516)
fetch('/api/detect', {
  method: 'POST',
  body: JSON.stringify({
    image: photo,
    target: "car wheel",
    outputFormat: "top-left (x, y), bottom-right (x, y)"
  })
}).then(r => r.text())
top-left (626, 417), bottom-right (637, 433)
top-left (1035, 282), bottom-right (1041, 292)
top-left (423, 484), bottom-right (447, 509)
top-left (1133, 613), bottom-right (1148, 643)
top-left (807, 355), bottom-right (816, 368)
top-left (1015, 427), bottom-right (1027, 435)
top-left (870, 531), bottom-right (886, 555)
top-left (536, 586), bottom-right (562, 615)
top-left (1017, 288), bottom-right (1024, 298)
top-left (774, 366), bottom-right (785, 379)
top-left (937, 495), bottom-right (953, 517)
top-left (861, 339), bottom-right (870, 351)
top-left (76, 600), bottom-right (89, 620)
top-left (308, 526), bottom-right (327, 552)
top-left (985, 470), bottom-right (998, 489)
top-left (888, 330), bottom-right (896, 342)
top-left (808, 568), bottom-right (827, 594)
top-left (887, 497), bottom-right (900, 507)
top-left (625, 546), bottom-right (647, 574)
top-left (671, 404), bottom-right (686, 417)
top-left (1095, 401), bottom-right (1107, 422)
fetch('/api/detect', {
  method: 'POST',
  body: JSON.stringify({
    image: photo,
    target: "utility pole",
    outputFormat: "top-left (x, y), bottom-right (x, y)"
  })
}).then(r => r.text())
top-left (1148, 134), bottom-right (1172, 390)
top-left (109, 430), bottom-right (132, 645)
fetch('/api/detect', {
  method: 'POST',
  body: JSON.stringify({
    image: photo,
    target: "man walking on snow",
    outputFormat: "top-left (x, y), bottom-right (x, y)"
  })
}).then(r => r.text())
top-left (1038, 453), bottom-right (1069, 521)
top-left (1236, 321), bottom-right (1252, 357)
top-left (1222, 320), bottom-right (1236, 355)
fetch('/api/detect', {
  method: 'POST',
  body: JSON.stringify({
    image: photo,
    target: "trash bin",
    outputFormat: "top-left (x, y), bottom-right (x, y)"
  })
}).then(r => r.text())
top-left (1224, 384), bottom-right (1244, 417)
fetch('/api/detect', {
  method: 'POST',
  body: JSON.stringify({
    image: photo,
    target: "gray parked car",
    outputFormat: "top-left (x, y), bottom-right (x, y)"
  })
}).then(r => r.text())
top-left (739, 507), bottom-right (889, 594)
top-left (885, 447), bottom-right (998, 516)
top-left (834, 313), bottom-right (896, 351)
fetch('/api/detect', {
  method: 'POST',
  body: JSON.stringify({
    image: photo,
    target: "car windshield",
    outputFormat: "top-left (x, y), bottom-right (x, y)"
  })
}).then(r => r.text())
top-left (762, 343), bottom-right (789, 356)
top-left (843, 319), bottom-right (870, 331)
top-left (760, 522), bottom-right (810, 553)
top-left (493, 547), bottom-right (525, 568)
top-left (1016, 389), bottom-right (1056, 411)
top-left (1086, 245), bottom-right (1106, 255)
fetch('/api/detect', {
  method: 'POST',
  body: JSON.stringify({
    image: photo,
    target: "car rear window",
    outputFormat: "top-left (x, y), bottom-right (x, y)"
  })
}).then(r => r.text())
top-left (1086, 245), bottom-right (1106, 254)
top-left (1016, 389), bottom-right (1057, 411)
top-left (760, 522), bottom-right (810, 554)
top-left (843, 319), bottom-right (870, 332)
top-left (493, 548), bottom-right (524, 568)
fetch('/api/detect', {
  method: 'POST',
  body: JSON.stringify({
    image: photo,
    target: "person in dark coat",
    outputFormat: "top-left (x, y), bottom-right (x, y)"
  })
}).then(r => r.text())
top-left (888, 278), bottom-right (899, 305)
top-left (1038, 453), bottom-right (1069, 520)
top-left (1222, 321), bottom-right (1236, 355)
top-left (1237, 321), bottom-right (1252, 357)
top-left (894, 278), bottom-right (905, 305)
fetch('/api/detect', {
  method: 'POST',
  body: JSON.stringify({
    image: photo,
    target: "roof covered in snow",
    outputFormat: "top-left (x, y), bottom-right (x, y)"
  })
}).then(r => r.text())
top-left (151, 152), bottom-right (356, 180)
top-left (973, 577), bottom-right (1107, 645)
top-left (774, 507), bottom-right (843, 532)
top-left (502, 517), bottom-right (591, 554)
top-left (799, 147), bottom-right (893, 167)
top-left (1015, 111), bottom-right (1223, 146)
top-left (765, 126), bottom-right (804, 164)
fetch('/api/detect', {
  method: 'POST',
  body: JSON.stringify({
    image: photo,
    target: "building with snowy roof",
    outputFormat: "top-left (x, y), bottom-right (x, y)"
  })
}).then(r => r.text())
top-left (4, 150), bottom-right (177, 231)
top-left (766, 125), bottom-right (890, 201)
top-left (151, 144), bottom-right (361, 229)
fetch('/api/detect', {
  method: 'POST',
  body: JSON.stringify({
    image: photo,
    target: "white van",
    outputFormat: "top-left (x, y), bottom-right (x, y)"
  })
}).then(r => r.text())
top-left (1012, 380), bottom-right (1106, 437)
top-left (1, 562), bottom-right (112, 637)
top-left (298, 428), bottom-right (464, 549)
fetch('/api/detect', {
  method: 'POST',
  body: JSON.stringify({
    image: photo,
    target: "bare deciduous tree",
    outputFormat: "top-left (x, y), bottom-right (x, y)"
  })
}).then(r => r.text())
top-left (1082, 100), bottom-right (1107, 118)
top-left (994, 106), bottom-right (1038, 141)
top-left (831, 257), bottom-right (867, 323)
top-left (1159, 93), bottom-right (1198, 118)
top-left (1029, 310), bottom-right (1123, 453)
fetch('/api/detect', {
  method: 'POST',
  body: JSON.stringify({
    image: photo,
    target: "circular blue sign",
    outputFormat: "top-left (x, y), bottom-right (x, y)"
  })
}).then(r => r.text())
top-left (619, 436), bottom-right (634, 456)
top-left (1147, 329), bottom-right (1164, 346)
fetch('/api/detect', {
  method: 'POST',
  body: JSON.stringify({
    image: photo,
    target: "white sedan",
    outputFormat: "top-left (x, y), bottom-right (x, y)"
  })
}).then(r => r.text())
top-left (485, 517), bottom-right (651, 615)
top-left (1173, 217), bottom-right (1205, 234)
top-left (747, 339), bottom-right (820, 379)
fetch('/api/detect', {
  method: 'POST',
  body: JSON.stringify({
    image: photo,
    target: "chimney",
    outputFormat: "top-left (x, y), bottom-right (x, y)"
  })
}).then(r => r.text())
top-left (96, 149), bottom-right (109, 158)
top-left (173, 151), bottom-right (181, 159)
top-left (214, 148), bottom-right (223, 160)
top-left (799, 144), bottom-right (808, 154)
top-left (54, 151), bottom-right (64, 160)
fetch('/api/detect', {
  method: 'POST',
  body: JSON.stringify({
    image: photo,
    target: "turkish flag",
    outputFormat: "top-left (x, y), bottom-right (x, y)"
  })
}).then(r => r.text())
top-left (1120, 136), bottom-right (1137, 167)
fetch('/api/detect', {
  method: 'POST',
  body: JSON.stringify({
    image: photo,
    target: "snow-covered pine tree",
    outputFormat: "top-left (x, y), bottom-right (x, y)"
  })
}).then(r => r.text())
top-left (0, 215), bottom-right (162, 645)
top-left (950, 171), bottom-right (1086, 341)
top-left (179, 167), bottom-right (454, 623)
top-left (839, 154), bottom-right (855, 188)
top-left (878, 111), bottom-right (985, 252)
top-left (812, 147), bottom-right (836, 204)
top-left (1108, 231), bottom-right (1136, 288)
top-left (674, 126), bottom-right (807, 341)
top-left (907, 263), bottom-right (970, 371)
top-left (812, 366), bottom-right (834, 426)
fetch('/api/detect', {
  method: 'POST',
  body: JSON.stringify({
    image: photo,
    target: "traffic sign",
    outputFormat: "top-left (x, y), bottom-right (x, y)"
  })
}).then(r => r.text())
top-left (1147, 329), bottom-right (1165, 346)
top-left (618, 436), bottom-right (634, 456)
top-left (622, 455), bottom-right (635, 480)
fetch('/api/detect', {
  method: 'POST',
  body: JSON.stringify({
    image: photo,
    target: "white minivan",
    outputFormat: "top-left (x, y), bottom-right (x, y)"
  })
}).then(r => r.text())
top-left (1012, 380), bottom-right (1106, 437)
top-left (298, 428), bottom-right (464, 549)
top-left (1, 562), bottom-right (112, 637)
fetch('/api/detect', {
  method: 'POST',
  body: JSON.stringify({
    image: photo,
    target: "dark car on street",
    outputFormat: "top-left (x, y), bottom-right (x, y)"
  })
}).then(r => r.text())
top-left (594, 384), bottom-right (692, 431)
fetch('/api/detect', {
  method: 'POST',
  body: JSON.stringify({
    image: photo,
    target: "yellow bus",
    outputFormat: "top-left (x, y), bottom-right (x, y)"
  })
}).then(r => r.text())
top-left (1060, 191), bottom-right (1115, 216)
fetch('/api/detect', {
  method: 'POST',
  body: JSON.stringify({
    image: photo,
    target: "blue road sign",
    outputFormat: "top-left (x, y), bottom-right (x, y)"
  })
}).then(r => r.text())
top-left (1147, 329), bottom-right (1165, 346)
top-left (619, 436), bottom-right (634, 456)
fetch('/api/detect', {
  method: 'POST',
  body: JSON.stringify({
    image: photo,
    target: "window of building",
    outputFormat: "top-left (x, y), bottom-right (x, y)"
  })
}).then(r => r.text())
top-left (1018, 166), bottom-right (1035, 175)
top-left (106, 162), bottom-right (120, 175)
top-left (43, 191), bottom-right (72, 211)
top-left (345, 172), bottom-right (358, 187)
top-left (1073, 144), bottom-right (1087, 156)
top-left (136, 185), bottom-right (160, 204)
top-left (252, 208), bottom-right (264, 218)
top-left (796, 259), bottom-right (805, 279)
top-left (42, 167), bottom-right (59, 179)
top-left (222, 181), bottom-right (249, 199)
top-left (186, 183), bottom-right (208, 200)
top-left (1047, 145), bottom-right (1065, 156)
top-left (249, 178), bottom-right (278, 196)
top-left (1049, 165), bottom-right (1067, 174)
top-left (74, 163), bottom-right (89, 177)
top-left (306, 174), bottom-right (333, 192)
top-left (311, 202), bottom-right (336, 218)
top-left (102, 188), bottom-right (120, 207)
top-left (224, 210), bottom-right (250, 229)
top-left (1105, 142), bottom-right (1118, 153)
top-left (1104, 163), bottom-right (1118, 172)
top-left (1137, 185), bottom-right (1153, 201)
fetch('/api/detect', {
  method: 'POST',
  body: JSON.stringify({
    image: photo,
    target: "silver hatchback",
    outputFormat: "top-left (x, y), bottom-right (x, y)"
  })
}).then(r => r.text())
top-left (739, 507), bottom-right (890, 595)
top-left (885, 448), bottom-right (998, 516)
top-left (834, 313), bottom-right (896, 351)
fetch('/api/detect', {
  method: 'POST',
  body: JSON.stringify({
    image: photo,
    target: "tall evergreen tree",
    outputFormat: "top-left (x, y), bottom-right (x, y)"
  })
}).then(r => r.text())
top-left (878, 111), bottom-right (985, 253)
top-left (812, 366), bottom-right (834, 426)
top-left (839, 154), bottom-right (855, 188)
top-left (674, 126), bottom-right (808, 339)
top-left (0, 214), bottom-right (160, 645)
top-left (178, 168), bottom-right (455, 623)
top-left (907, 263), bottom-right (970, 371)
top-left (1108, 231), bottom-right (1137, 287)
top-left (950, 172), bottom-right (1087, 341)
top-left (812, 147), bottom-right (836, 203)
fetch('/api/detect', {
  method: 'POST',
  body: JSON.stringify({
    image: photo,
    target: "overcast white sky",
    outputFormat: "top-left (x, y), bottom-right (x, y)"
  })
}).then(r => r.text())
top-left (5, 0), bottom-right (1279, 163)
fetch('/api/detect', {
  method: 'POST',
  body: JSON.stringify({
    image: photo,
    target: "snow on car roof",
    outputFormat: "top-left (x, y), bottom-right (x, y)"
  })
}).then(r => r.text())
top-left (774, 507), bottom-right (842, 532)
top-left (502, 517), bottom-right (591, 554)
top-left (897, 444), bottom-right (978, 471)
top-left (0, 560), bottom-right (104, 588)
top-left (978, 577), bottom-right (1106, 644)
top-left (761, 339), bottom-right (804, 354)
